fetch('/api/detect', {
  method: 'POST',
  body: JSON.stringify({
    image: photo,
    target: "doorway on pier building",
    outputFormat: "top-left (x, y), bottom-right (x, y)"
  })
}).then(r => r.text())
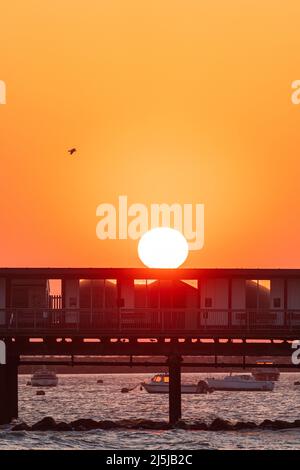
top-left (79, 279), bottom-right (118, 328)
top-left (11, 279), bottom-right (47, 309)
top-left (119, 279), bottom-right (199, 331)
top-left (156, 280), bottom-right (199, 330)
top-left (10, 279), bottom-right (48, 328)
top-left (246, 280), bottom-right (272, 327)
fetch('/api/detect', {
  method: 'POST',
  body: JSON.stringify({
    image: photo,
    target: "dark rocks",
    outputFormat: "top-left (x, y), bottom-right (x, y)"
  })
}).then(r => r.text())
top-left (97, 379), bottom-right (103, 384)
top-left (233, 421), bottom-right (256, 430)
top-left (56, 422), bottom-right (73, 431)
top-left (175, 420), bottom-right (188, 429)
top-left (11, 422), bottom-right (30, 431)
top-left (36, 390), bottom-right (45, 396)
top-left (209, 418), bottom-right (233, 431)
top-left (188, 421), bottom-right (208, 431)
top-left (259, 419), bottom-right (296, 430)
top-left (31, 416), bottom-right (57, 431)
top-left (116, 419), bottom-right (136, 429)
top-left (259, 419), bottom-right (275, 429)
top-left (136, 420), bottom-right (170, 430)
top-left (70, 418), bottom-right (99, 430)
top-left (271, 420), bottom-right (294, 430)
top-left (74, 425), bottom-right (86, 432)
top-left (10, 416), bottom-right (300, 432)
top-left (96, 420), bottom-right (120, 429)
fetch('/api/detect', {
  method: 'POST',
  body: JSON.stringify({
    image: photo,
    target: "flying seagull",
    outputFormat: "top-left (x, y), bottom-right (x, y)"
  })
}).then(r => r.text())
top-left (68, 148), bottom-right (77, 155)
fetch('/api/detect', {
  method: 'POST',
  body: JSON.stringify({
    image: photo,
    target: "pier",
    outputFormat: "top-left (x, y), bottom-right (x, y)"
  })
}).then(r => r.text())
top-left (1, 267), bottom-right (300, 424)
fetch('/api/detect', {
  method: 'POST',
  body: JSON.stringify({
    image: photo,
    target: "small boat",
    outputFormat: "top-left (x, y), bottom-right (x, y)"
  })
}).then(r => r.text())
top-left (206, 373), bottom-right (274, 391)
top-left (142, 373), bottom-right (212, 394)
top-left (251, 360), bottom-right (280, 382)
top-left (30, 368), bottom-right (58, 387)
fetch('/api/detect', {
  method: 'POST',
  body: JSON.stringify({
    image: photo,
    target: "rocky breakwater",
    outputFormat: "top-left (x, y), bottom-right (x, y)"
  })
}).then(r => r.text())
top-left (10, 417), bottom-right (300, 432)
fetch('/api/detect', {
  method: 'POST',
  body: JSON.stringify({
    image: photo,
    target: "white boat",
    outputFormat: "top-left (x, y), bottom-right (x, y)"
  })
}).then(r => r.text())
top-left (206, 373), bottom-right (274, 391)
top-left (142, 373), bottom-right (212, 394)
top-left (30, 368), bottom-right (58, 387)
top-left (251, 360), bottom-right (280, 381)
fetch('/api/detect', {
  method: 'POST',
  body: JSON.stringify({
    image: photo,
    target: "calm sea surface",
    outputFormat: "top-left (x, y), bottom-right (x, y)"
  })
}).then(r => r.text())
top-left (1, 373), bottom-right (300, 450)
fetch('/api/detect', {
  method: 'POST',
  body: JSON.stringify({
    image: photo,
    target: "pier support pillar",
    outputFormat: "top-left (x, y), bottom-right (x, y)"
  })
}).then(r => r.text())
top-left (168, 355), bottom-right (182, 425)
top-left (0, 354), bottom-right (19, 424)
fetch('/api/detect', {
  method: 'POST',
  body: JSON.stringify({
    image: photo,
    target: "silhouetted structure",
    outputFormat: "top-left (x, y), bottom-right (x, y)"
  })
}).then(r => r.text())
top-left (0, 267), bottom-right (300, 424)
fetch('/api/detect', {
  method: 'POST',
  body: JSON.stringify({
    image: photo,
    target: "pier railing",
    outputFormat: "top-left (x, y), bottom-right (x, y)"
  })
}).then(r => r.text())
top-left (0, 308), bottom-right (299, 334)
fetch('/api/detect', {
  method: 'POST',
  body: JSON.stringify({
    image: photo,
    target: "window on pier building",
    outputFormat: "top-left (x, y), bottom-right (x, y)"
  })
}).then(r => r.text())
top-left (105, 279), bottom-right (118, 308)
top-left (172, 280), bottom-right (199, 308)
top-left (79, 279), bottom-right (117, 309)
top-left (246, 280), bottom-right (270, 309)
top-left (133, 280), bottom-right (199, 309)
top-left (134, 280), bottom-right (157, 308)
top-left (273, 297), bottom-right (281, 308)
top-left (11, 279), bottom-right (48, 308)
top-left (48, 279), bottom-right (62, 309)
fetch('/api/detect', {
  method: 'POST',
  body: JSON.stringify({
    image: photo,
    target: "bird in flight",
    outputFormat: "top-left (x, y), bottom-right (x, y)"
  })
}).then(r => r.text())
top-left (68, 148), bottom-right (77, 156)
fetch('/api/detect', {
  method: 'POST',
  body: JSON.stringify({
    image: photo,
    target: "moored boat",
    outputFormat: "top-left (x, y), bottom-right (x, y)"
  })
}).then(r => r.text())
top-left (251, 360), bottom-right (280, 382)
top-left (30, 368), bottom-right (58, 387)
top-left (206, 373), bottom-right (274, 391)
top-left (142, 373), bottom-right (212, 394)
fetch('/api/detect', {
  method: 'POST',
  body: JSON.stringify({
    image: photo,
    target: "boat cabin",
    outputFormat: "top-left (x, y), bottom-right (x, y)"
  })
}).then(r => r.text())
top-left (151, 373), bottom-right (169, 383)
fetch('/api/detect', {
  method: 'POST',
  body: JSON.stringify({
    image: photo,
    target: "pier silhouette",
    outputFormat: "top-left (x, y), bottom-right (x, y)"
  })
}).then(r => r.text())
top-left (1, 267), bottom-right (300, 425)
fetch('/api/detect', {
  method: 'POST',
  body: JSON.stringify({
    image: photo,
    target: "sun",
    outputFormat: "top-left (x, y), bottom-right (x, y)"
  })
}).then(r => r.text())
top-left (138, 227), bottom-right (189, 268)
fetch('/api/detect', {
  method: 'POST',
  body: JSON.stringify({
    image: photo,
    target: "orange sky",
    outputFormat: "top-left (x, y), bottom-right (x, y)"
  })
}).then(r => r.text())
top-left (1, 0), bottom-right (300, 268)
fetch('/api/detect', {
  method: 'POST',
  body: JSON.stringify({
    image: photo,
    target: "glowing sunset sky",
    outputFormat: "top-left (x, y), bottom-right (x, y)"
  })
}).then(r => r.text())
top-left (1, 1), bottom-right (300, 267)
